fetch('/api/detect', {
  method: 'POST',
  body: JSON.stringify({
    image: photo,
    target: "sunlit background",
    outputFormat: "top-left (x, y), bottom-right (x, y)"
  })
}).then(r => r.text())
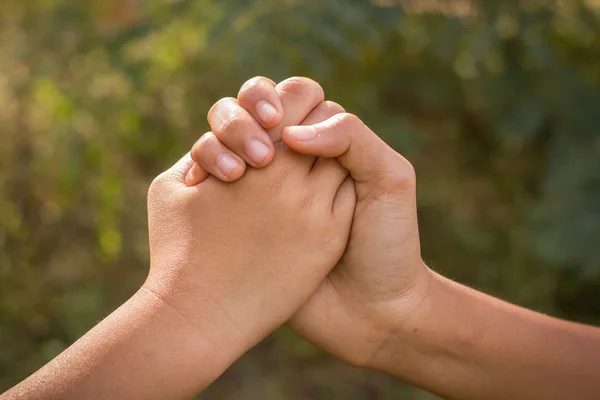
top-left (1, 0), bottom-right (600, 398)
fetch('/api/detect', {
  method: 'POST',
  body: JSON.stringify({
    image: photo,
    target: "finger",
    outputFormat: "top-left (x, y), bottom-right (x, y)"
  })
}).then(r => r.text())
top-left (300, 100), bottom-right (345, 126)
top-left (332, 176), bottom-right (357, 220)
top-left (237, 76), bottom-right (283, 129)
top-left (310, 157), bottom-right (349, 204)
top-left (267, 77), bottom-right (325, 142)
top-left (190, 132), bottom-right (246, 182)
top-left (281, 113), bottom-right (416, 198)
top-left (208, 97), bottom-right (274, 168)
top-left (302, 100), bottom-right (348, 186)
top-left (268, 142), bottom-right (316, 175)
top-left (300, 101), bottom-right (347, 177)
top-left (184, 162), bottom-right (209, 186)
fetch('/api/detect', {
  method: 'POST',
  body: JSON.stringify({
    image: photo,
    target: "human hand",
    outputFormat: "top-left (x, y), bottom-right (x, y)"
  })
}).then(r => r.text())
top-left (188, 76), bottom-right (429, 369)
top-left (1, 79), bottom-right (356, 400)
top-left (184, 76), bottom-right (335, 185)
top-left (284, 114), bottom-right (600, 400)
top-left (144, 84), bottom-right (356, 380)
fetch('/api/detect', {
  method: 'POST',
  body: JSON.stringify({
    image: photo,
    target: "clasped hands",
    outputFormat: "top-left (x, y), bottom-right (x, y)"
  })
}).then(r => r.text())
top-left (7, 76), bottom-right (599, 400)
top-left (145, 76), bottom-right (427, 386)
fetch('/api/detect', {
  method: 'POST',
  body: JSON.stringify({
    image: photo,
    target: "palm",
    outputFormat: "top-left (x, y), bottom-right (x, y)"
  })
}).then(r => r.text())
top-left (290, 189), bottom-right (424, 366)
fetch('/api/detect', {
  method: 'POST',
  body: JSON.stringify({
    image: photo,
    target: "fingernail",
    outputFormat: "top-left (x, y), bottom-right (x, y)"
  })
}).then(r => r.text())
top-left (256, 101), bottom-right (278, 125)
top-left (286, 126), bottom-right (317, 141)
top-left (185, 164), bottom-right (197, 186)
top-left (247, 140), bottom-right (271, 165)
top-left (216, 154), bottom-right (239, 178)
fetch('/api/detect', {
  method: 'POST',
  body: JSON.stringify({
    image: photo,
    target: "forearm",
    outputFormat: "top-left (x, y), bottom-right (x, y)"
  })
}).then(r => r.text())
top-left (371, 270), bottom-right (600, 400)
top-left (2, 286), bottom-right (242, 400)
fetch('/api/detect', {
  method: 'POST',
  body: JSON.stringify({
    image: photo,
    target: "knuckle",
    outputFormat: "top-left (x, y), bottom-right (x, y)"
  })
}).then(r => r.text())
top-left (326, 113), bottom-right (365, 148)
top-left (213, 115), bottom-right (246, 139)
top-left (334, 112), bottom-right (364, 131)
top-left (238, 76), bottom-right (270, 98)
top-left (266, 177), bottom-right (286, 198)
top-left (148, 172), bottom-right (191, 217)
top-left (192, 132), bottom-right (215, 154)
top-left (278, 76), bottom-right (324, 103)
top-left (148, 172), bottom-right (168, 199)
top-left (190, 133), bottom-right (217, 164)
top-left (384, 155), bottom-right (417, 190)
top-left (299, 189), bottom-right (316, 211)
top-left (263, 154), bottom-right (296, 195)
top-left (207, 97), bottom-right (236, 121)
top-left (267, 165), bottom-right (291, 194)
top-left (199, 131), bottom-right (217, 144)
top-left (321, 100), bottom-right (346, 114)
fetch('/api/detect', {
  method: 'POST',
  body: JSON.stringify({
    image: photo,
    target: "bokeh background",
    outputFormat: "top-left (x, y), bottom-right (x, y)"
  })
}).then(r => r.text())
top-left (1, 0), bottom-right (600, 398)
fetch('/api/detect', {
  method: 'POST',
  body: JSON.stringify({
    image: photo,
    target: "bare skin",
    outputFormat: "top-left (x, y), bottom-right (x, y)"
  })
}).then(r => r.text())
top-left (1, 82), bottom-right (355, 399)
top-left (3, 76), bottom-right (599, 400)
top-left (189, 76), bottom-right (600, 400)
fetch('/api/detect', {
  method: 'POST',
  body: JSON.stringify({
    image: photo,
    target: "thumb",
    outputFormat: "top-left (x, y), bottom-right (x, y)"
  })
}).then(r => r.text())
top-left (281, 113), bottom-right (416, 197)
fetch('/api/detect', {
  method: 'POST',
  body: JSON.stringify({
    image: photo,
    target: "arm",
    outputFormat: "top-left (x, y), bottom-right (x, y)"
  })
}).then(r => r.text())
top-left (2, 287), bottom-right (241, 399)
top-left (370, 269), bottom-right (600, 400)
top-left (188, 80), bottom-right (600, 400)
top-left (280, 119), bottom-right (600, 400)
top-left (2, 77), bottom-right (354, 400)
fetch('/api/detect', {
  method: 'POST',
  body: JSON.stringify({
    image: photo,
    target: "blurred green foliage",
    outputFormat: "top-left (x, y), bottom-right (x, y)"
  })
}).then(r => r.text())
top-left (1, 0), bottom-right (599, 398)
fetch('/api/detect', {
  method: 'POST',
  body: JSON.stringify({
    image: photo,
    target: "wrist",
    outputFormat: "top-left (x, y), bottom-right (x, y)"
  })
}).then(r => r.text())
top-left (9, 280), bottom-right (250, 400)
top-left (132, 285), bottom-right (244, 390)
top-left (366, 269), bottom-right (499, 397)
top-left (364, 268), bottom-right (461, 376)
top-left (140, 273), bottom-right (255, 361)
